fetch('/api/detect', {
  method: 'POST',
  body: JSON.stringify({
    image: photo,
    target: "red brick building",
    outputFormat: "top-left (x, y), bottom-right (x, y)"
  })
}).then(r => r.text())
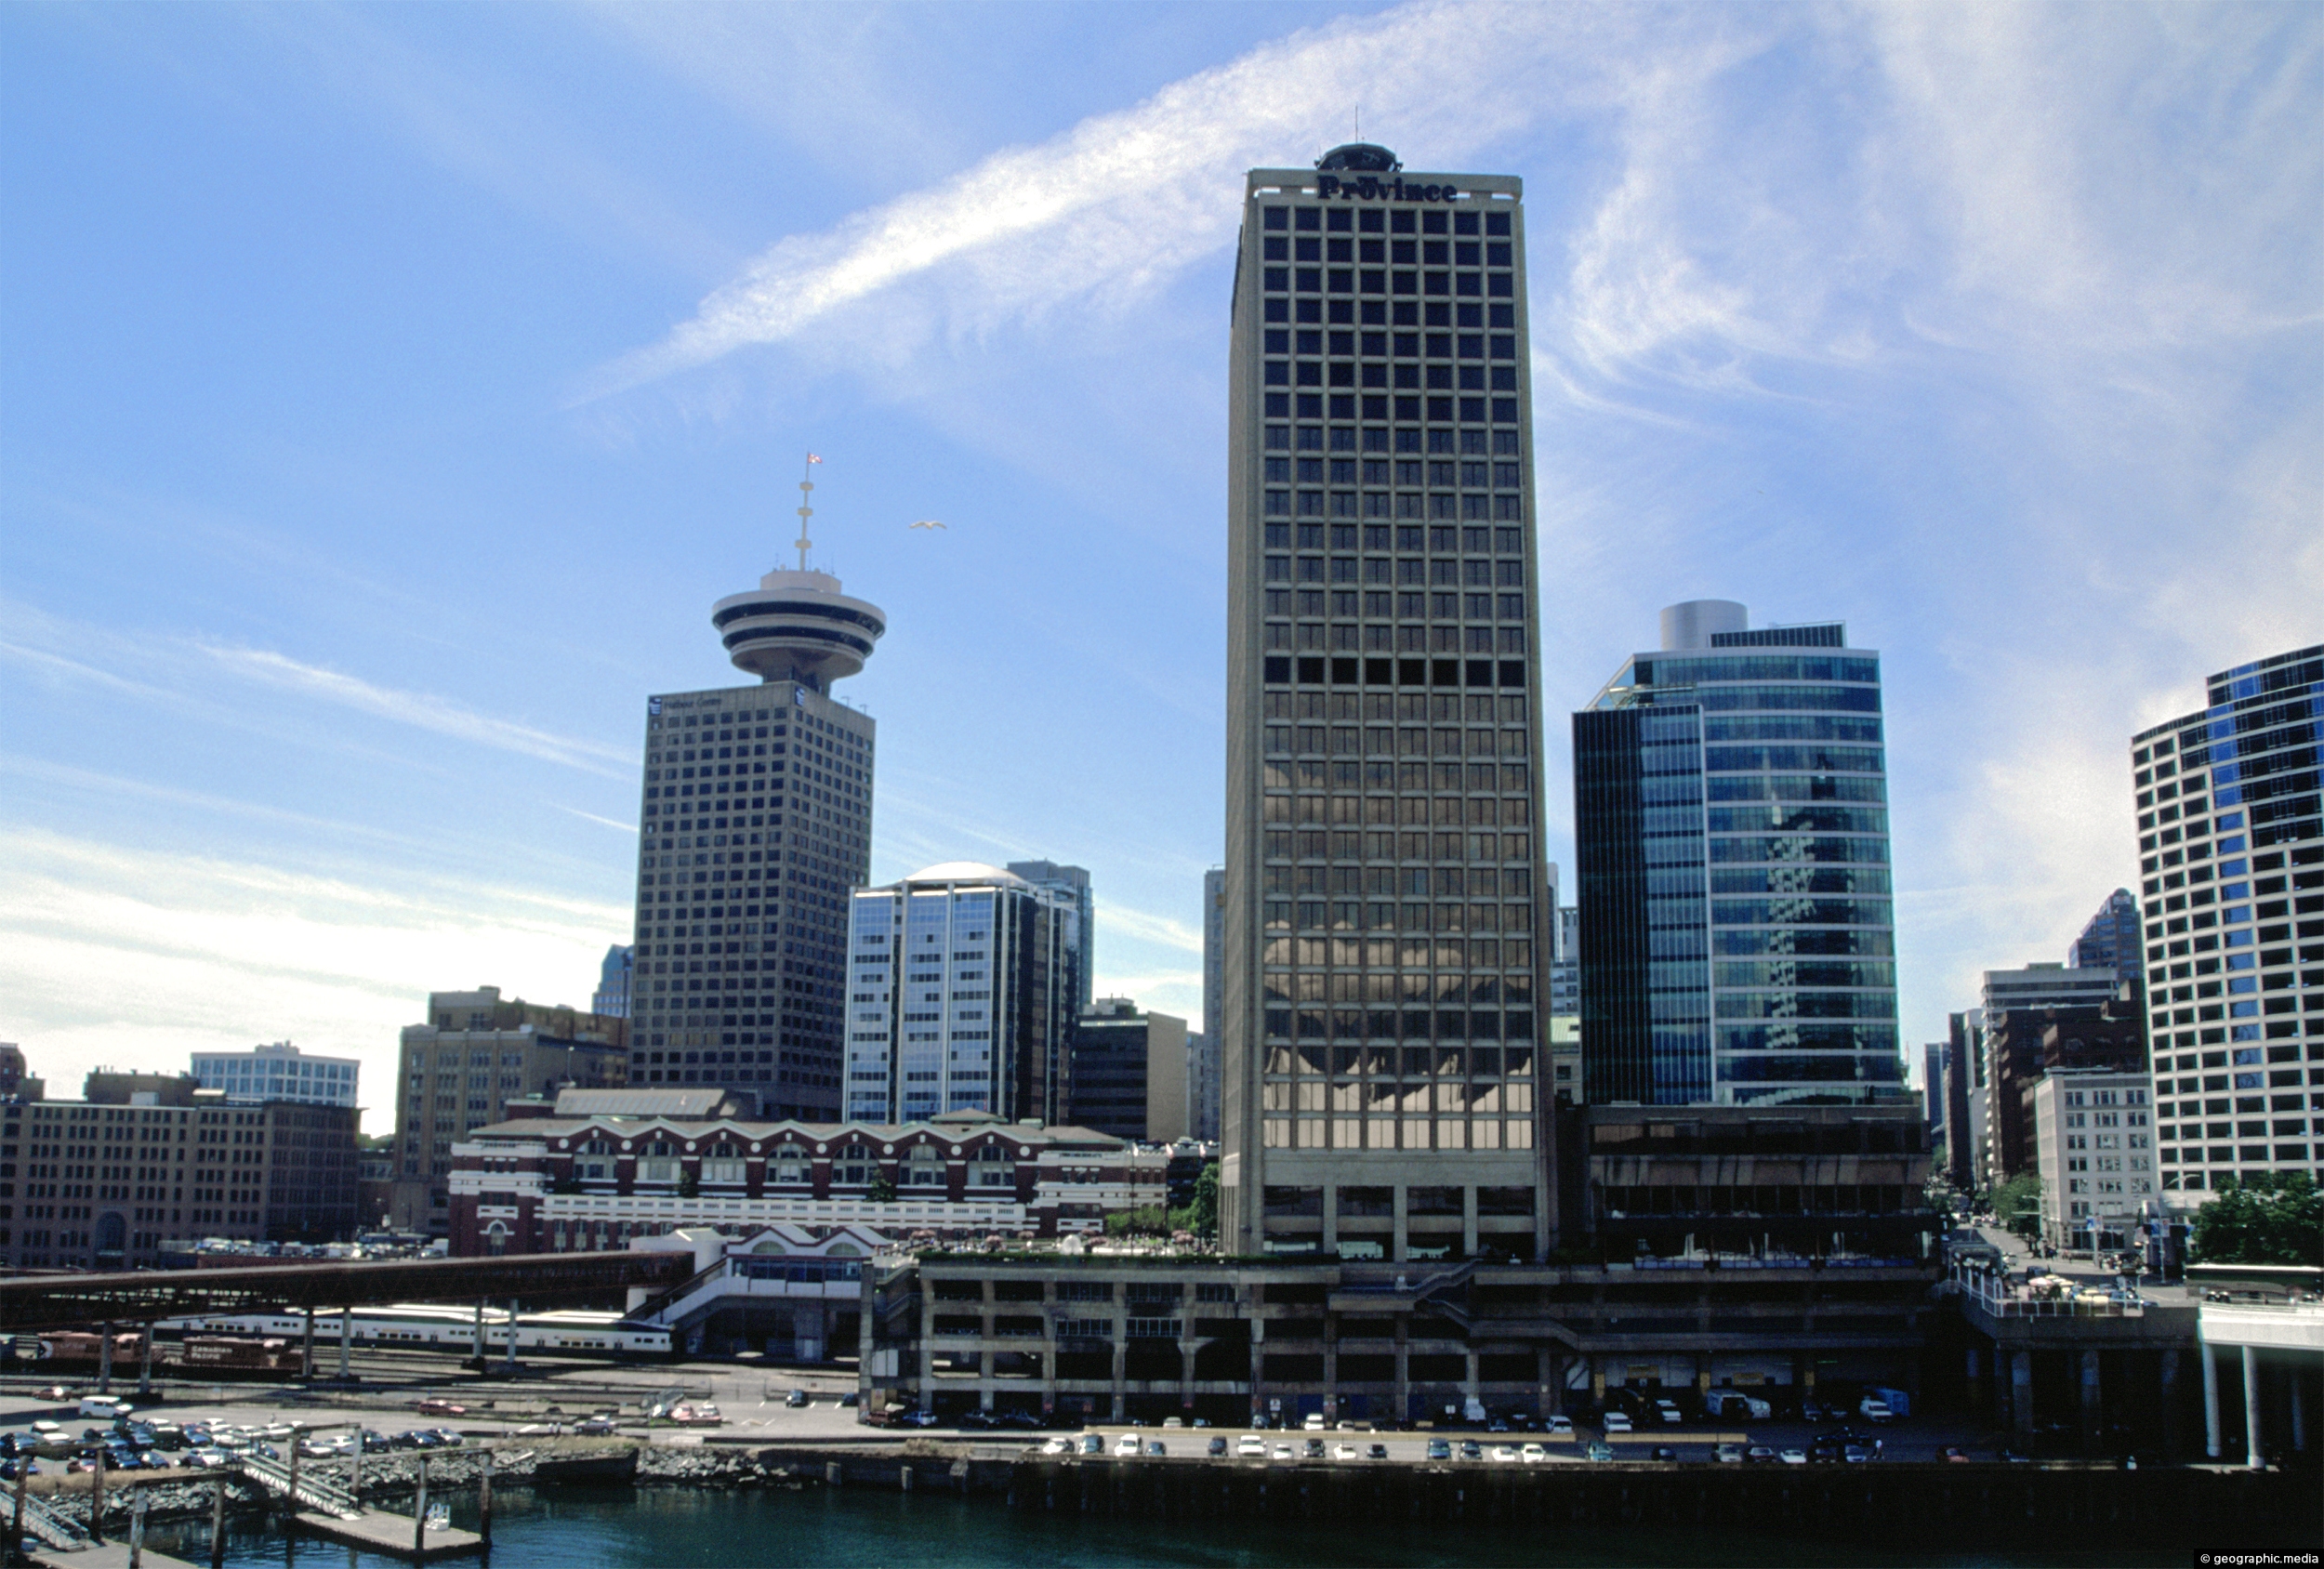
top-left (448, 1103), bottom-right (1169, 1256)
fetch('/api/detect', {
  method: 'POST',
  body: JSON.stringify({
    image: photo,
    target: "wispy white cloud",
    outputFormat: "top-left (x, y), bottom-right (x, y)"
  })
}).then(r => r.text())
top-left (1102, 905), bottom-right (1205, 956)
top-left (557, 804), bottom-right (640, 835)
top-left (0, 827), bottom-right (628, 1134)
top-left (577, 0), bottom-right (1702, 400)
top-left (197, 643), bottom-right (636, 776)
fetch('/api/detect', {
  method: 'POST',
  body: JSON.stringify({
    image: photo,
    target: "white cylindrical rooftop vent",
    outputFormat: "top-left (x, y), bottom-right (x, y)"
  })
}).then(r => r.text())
top-left (1659, 600), bottom-right (1748, 651)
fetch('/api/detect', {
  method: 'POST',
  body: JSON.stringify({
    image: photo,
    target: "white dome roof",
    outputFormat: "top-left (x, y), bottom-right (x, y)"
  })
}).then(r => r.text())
top-left (905, 861), bottom-right (1026, 886)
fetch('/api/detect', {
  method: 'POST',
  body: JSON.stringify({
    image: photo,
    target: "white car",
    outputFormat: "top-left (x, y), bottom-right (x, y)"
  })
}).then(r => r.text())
top-left (1858, 1397), bottom-right (1895, 1424)
top-left (1778, 1448), bottom-right (1808, 1466)
top-left (1545, 1415), bottom-right (1574, 1436)
top-left (1654, 1400), bottom-right (1684, 1425)
top-left (1302, 1414), bottom-right (1326, 1431)
top-left (1491, 1444), bottom-right (1519, 1463)
top-left (1520, 1444), bottom-right (1548, 1464)
top-left (1334, 1443), bottom-right (1357, 1460)
top-left (1272, 1444), bottom-right (1292, 1459)
top-left (1113, 1433), bottom-right (1142, 1457)
top-left (1603, 1412), bottom-right (1632, 1433)
top-left (1040, 1437), bottom-right (1073, 1456)
top-left (1236, 1435), bottom-right (1266, 1458)
top-left (78, 1398), bottom-right (131, 1420)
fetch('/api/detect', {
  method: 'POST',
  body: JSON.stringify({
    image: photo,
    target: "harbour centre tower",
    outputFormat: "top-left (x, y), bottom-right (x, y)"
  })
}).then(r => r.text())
top-left (626, 476), bottom-right (884, 1119)
top-left (1220, 146), bottom-right (1558, 1259)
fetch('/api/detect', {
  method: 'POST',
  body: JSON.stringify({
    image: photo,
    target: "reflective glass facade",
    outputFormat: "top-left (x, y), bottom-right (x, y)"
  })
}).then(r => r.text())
top-left (2137, 643), bottom-right (2324, 1203)
top-left (1576, 625), bottom-right (1902, 1105)
top-left (845, 866), bottom-right (1081, 1126)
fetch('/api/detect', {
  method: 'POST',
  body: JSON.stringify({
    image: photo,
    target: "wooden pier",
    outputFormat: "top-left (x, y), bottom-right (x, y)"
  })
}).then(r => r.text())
top-left (286, 1509), bottom-right (482, 1562)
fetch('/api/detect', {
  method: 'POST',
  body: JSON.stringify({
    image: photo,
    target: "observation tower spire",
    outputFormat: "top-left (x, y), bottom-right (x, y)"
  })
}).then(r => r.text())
top-left (708, 451), bottom-right (887, 692)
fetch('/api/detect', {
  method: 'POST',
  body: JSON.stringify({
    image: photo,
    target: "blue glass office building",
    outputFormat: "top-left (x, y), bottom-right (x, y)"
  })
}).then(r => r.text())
top-left (2135, 642), bottom-right (2323, 1204)
top-left (1574, 600), bottom-right (1903, 1105)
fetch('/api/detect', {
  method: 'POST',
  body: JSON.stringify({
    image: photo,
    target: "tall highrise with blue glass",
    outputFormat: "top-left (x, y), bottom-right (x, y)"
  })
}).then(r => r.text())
top-left (1573, 600), bottom-right (1902, 1106)
top-left (2135, 643), bottom-right (2322, 1208)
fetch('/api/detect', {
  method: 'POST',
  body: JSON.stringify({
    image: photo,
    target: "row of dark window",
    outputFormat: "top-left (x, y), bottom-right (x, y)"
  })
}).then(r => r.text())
top-left (1267, 656), bottom-right (1525, 689)
top-left (1271, 524), bottom-right (1522, 552)
top-left (1261, 205), bottom-right (1510, 237)
top-left (1263, 236), bottom-right (1512, 267)
top-left (1264, 330), bottom-right (1516, 361)
top-left (1265, 267), bottom-right (1513, 298)
top-left (1269, 362), bottom-right (1519, 393)
top-left (1267, 392), bottom-right (1520, 425)
top-left (1265, 426), bottom-right (1518, 455)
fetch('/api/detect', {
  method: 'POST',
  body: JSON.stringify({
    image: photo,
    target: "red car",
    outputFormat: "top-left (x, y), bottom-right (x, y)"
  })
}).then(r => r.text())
top-left (414, 1400), bottom-right (467, 1418)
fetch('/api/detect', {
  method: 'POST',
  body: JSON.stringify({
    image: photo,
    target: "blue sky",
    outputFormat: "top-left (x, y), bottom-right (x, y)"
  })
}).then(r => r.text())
top-left (2, 2), bottom-right (2317, 1132)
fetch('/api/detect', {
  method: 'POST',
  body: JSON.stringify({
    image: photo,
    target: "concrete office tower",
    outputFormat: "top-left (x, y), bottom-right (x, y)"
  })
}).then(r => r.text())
top-left (594, 944), bottom-right (635, 1020)
top-left (390, 985), bottom-right (628, 1235)
top-left (1574, 602), bottom-right (1902, 1106)
top-left (1221, 145), bottom-right (1557, 1260)
top-left (1195, 866), bottom-right (1226, 1140)
top-left (843, 863), bottom-right (1082, 1127)
top-left (2071, 890), bottom-right (2145, 984)
top-left (1069, 997), bottom-right (1190, 1142)
top-left (190, 1041), bottom-right (359, 1107)
top-left (1009, 862), bottom-right (1095, 1013)
top-left (2133, 644), bottom-right (2323, 1206)
top-left (627, 499), bottom-right (884, 1120)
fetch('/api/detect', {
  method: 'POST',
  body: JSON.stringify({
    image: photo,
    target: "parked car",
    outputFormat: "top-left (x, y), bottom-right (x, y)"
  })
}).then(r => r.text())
top-left (1302, 1414), bottom-right (1326, 1431)
top-left (1745, 1445), bottom-right (1776, 1464)
top-left (785, 1390), bottom-right (810, 1408)
top-left (1942, 1446), bottom-right (1971, 1463)
top-left (1714, 1442), bottom-right (1745, 1464)
top-left (1842, 1444), bottom-right (1872, 1464)
top-left (77, 1399), bottom-right (130, 1421)
top-left (1602, 1412), bottom-right (1632, 1433)
top-left (1490, 1444), bottom-right (1519, 1463)
top-left (430, 1429), bottom-right (464, 1447)
top-left (1303, 1437), bottom-right (1326, 1458)
top-left (1425, 1439), bottom-right (1451, 1461)
top-left (575, 1417), bottom-right (619, 1437)
top-left (1207, 1436), bottom-right (1228, 1457)
top-left (1858, 1397), bottom-right (1895, 1424)
top-left (1778, 1448), bottom-right (1808, 1466)
top-left (1545, 1415), bottom-right (1574, 1436)
top-left (1143, 1441), bottom-right (1166, 1457)
top-left (1235, 1435), bottom-right (1265, 1458)
top-left (1585, 1441), bottom-right (1615, 1462)
top-left (1519, 1444), bottom-right (1547, 1465)
top-left (1651, 1446), bottom-right (1679, 1463)
top-left (1113, 1433), bottom-right (1142, 1457)
top-left (1367, 1444), bottom-right (1389, 1461)
top-left (838, 1392), bottom-right (859, 1408)
top-left (415, 1401), bottom-right (466, 1419)
top-left (1079, 1434), bottom-right (1104, 1456)
top-left (1334, 1444), bottom-right (1357, 1461)
top-left (1459, 1441), bottom-right (1483, 1461)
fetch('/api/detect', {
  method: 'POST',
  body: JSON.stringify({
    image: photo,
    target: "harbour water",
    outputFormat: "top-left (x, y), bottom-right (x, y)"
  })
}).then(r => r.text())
top-left (139, 1483), bottom-right (2184, 1568)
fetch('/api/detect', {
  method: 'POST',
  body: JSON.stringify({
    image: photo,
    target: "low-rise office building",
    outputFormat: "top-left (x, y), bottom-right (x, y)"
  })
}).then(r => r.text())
top-left (1067, 998), bottom-right (1189, 1143)
top-left (0, 1092), bottom-right (359, 1271)
top-left (445, 1106), bottom-right (1169, 1255)
top-left (390, 985), bottom-right (630, 1234)
top-left (2032, 1070), bottom-right (2159, 1250)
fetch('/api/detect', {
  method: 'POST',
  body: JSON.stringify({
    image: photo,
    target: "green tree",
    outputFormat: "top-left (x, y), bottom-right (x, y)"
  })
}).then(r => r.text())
top-left (1188, 1162), bottom-right (1219, 1241)
top-left (2189, 1172), bottom-right (2323, 1266)
top-left (867, 1172), bottom-right (897, 1205)
top-left (1104, 1206), bottom-right (1168, 1237)
top-left (1989, 1172), bottom-right (2043, 1240)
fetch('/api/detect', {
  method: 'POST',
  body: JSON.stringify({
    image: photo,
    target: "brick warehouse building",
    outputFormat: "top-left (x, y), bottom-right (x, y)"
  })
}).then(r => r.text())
top-left (446, 1107), bottom-right (1169, 1255)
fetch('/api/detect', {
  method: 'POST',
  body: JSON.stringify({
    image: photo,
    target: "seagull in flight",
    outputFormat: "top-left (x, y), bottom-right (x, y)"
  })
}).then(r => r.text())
top-left (908, 520), bottom-right (946, 530)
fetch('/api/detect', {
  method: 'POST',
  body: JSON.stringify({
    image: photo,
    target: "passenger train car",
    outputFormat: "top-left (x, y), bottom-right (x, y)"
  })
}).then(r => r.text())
top-left (163, 1304), bottom-right (671, 1360)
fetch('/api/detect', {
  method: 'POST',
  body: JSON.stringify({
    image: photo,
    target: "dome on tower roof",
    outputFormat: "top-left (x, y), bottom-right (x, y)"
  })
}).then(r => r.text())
top-left (1316, 142), bottom-right (1400, 172)
top-left (904, 862), bottom-right (1027, 887)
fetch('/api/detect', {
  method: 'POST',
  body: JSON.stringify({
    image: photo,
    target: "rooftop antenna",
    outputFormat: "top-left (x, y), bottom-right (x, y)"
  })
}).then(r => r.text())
top-left (793, 452), bottom-right (824, 571)
top-left (1354, 105), bottom-right (1360, 139)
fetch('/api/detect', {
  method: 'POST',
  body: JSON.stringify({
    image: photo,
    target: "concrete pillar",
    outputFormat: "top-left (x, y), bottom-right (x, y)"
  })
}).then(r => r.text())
top-left (2202, 1340), bottom-right (2222, 1458)
top-left (472, 1299), bottom-right (486, 1361)
top-left (2079, 1350), bottom-right (2101, 1454)
top-left (138, 1324), bottom-right (154, 1397)
top-left (2290, 1365), bottom-right (2306, 1454)
top-left (99, 1322), bottom-right (115, 1396)
top-left (1965, 1346), bottom-right (1986, 1417)
top-left (1111, 1325), bottom-right (1129, 1421)
top-left (1393, 1314), bottom-right (1410, 1425)
top-left (1695, 1354), bottom-right (1711, 1401)
top-left (1391, 1185), bottom-right (1408, 1263)
top-left (1321, 1184), bottom-right (1338, 1255)
top-left (338, 1309), bottom-right (352, 1379)
top-left (2241, 1345), bottom-right (2263, 1469)
top-left (1460, 1186), bottom-right (1478, 1259)
top-left (1322, 1312), bottom-right (1339, 1419)
top-left (503, 1299), bottom-right (519, 1373)
top-left (1248, 1316), bottom-right (1267, 1427)
top-left (302, 1307), bottom-right (317, 1379)
top-left (2010, 1351), bottom-right (2033, 1440)
top-left (1463, 1349), bottom-right (1480, 1409)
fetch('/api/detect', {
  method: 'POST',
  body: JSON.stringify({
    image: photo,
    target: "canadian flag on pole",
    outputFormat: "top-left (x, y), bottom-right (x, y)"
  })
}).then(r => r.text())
top-left (806, 454), bottom-right (824, 464)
